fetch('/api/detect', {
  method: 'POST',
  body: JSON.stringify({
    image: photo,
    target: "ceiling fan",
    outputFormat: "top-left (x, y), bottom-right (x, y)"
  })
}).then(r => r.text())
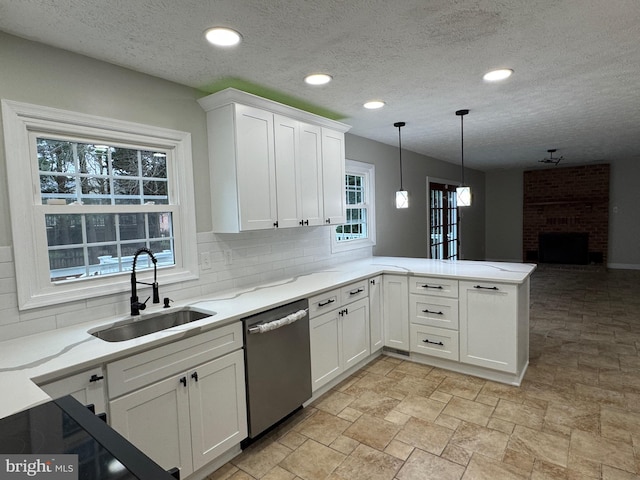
top-left (539, 149), bottom-right (563, 165)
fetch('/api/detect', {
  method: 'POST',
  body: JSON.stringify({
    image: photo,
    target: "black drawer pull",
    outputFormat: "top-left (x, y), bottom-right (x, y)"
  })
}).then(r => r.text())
top-left (423, 338), bottom-right (444, 346)
top-left (191, 372), bottom-right (198, 382)
top-left (350, 288), bottom-right (364, 295)
top-left (422, 309), bottom-right (443, 315)
top-left (421, 284), bottom-right (443, 290)
top-left (89, 374), bottom-right (104, 383)
top-left (318, 298), bottom-right (335, 307)
top-left (474, 285), bottom-right (499, 290)
top-left (179, 376), bottom-right (187, 387)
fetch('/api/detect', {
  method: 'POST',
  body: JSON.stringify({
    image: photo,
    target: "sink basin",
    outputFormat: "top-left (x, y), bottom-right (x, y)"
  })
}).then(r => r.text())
top-left (90, 308), bottom-right (215, 342)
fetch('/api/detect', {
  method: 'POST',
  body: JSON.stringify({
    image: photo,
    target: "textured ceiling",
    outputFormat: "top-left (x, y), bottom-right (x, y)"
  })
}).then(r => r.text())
top-left (1, 0), bottom-right (639, 171)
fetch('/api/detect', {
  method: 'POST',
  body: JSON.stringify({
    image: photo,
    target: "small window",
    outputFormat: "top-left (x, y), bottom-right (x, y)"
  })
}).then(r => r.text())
top-left (2, 100), bottom-right (198, 310)
top-left (332, 160), bottom-right (376, 252)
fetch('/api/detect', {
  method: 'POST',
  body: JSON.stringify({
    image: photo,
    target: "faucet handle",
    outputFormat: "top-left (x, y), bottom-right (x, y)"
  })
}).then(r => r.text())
top-left (139, 296), bottom-right (151, 311)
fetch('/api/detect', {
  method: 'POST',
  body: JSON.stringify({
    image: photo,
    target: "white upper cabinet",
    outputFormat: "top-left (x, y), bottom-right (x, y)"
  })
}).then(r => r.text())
top-left (199, 88), bottom-right (350, 232)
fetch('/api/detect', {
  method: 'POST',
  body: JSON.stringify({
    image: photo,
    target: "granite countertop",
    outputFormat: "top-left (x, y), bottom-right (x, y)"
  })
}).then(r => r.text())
top-left (0, 257), bottom-right (535, 419)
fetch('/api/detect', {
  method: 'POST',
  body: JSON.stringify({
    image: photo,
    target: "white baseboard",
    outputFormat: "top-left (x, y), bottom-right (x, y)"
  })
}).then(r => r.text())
top-left (607, 263), bottom-right (640, 270)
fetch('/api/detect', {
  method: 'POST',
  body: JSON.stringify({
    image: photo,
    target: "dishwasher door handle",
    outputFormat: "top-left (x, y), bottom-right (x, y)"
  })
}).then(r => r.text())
top-left (248, 309), bottom-right (309, 334)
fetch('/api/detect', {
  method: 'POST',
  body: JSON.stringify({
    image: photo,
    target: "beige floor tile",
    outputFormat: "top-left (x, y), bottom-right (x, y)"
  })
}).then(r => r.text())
top-left (344, 373), bottom-right (402, 398)
top-left (390, 360), bottom-right (433, 378)
top-left (393, 374), bottom-right (440, 397)
top-left (502, 449), bottom-right (534, 473)
top-left (207, 463), bottom-right (240, 480)
top-left (507, 425), bottom-right (569, 468)
top-left (343, 414), bottom-right (400, 451)
top-left (437, 376), bottom-right (484, 400)
top-left (329, 435), bottom-right (360, 455)
top-left (337, 406), bottom-right (362, 422)
top-left (574, 382), bottom-right (627, 408)
top-left (601, 464), bottom-right (640, 480)
top-left (487, 417), bottom-right (515, 435)
top-left (384, 439), bottom-right (414, 461)
top-left (394, 394), bottom-right (445, 422)
top-left (279, 439), bottom-right (345, 480)
top-left (492, 398), bottom-right (545, 430)
top-left (461, 453), bottom-right (529, 479)
top-left (384, 409), bottom-right (411, 425)
top-left (449, 421), bottom-right (510, 460)
top-left (277, 431), bottom-right (308, 450)
top-left (232, 440), bottom-right (292, 478)
top-left (570, 429), bottom-right (636, 473)
top-left (262, 465), bottom-right (296, 480)
top-left (395, 416), bottom-right (454, 455)
top-left (601, 407), bottom-right (640, 443)
top-left (314, 390), bottom-right (356, 415)
top-left (330, 444), bottom-right (404, 480)
top-left (530, 459), bottom-right (572, 479)
top-left (294, 410), bottom-right (351, 446)
top-left (441, 443), bottom-right (473, 466)
top-left (543, 400), bottom-right (599, 435)
top-left (441, 396), bottom-right (494, 426)
top-left (348, 389), bottom-right (400, 417)
top-left (363, 358), bottom-right (397, 376)
top-left (396, 448), bottom-right (465, 480)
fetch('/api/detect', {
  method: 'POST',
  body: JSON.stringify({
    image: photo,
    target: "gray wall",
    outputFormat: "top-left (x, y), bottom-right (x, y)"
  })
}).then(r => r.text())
top-left (345, 134), bottom-right (486, 260)
top-left (485, 161), bottom-right (640, 268)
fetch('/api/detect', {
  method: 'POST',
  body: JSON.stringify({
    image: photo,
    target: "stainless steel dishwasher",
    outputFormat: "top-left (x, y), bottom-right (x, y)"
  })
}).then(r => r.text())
top-left (242, 298), bottom-right (311, 440)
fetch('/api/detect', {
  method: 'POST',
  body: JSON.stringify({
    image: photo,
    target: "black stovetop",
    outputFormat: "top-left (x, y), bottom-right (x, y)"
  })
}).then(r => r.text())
top-left (0, 396), bottom-right (175, 480)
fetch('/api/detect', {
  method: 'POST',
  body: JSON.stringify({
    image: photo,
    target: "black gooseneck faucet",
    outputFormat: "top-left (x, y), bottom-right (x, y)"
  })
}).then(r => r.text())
top-left (130, 247), bottom-right (160, 316)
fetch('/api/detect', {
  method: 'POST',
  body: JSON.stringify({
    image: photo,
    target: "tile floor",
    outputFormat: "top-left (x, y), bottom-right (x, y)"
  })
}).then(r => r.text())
top-left (209, 265), bottom-right (640, 480)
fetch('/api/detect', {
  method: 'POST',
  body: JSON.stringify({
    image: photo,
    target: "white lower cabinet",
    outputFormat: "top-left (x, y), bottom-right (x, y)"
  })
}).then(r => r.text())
top-left (39, 367), bottom-right (107, 415)
top-left (310, 297), bottom-right (369, 392)
top-left (410, 324), bottom-right (459, 361)
top-left (108, 323), bottom-right (247, 478)
top-left (383, 275), bottom-right (409, 351)
top-left (459, 280), bottom-right (522, 373)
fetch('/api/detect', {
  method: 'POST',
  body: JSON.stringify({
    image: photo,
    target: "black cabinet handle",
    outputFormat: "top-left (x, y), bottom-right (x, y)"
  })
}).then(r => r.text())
top-left (422, 338), bottom-right (444, 346)
top-left (422, 309), bottom-right (444, 315)
top-left (89, 374), bottom-right (104, 383)
top-left (349, 288), bottom-right (364, 295)
top-left (179, 376), bottom-right (187, 387)
top-left (325, 218), bottom-right (331, 224)
top-left (474, 285), bottom-right (499, 290)
top-left (273, 221), bottom-right (279, 228)
top-left (318, 298), bottom-right (335, 307)
top-left (421, 284), bottom-right (443, 290)
top-left (370, 279), bottom-right (376, 285)
top-left (191, 372), bottom-right (199, 382)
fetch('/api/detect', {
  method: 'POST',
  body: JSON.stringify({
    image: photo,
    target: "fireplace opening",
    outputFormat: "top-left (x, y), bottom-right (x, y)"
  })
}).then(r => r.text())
top-left (538, 232), bottom-right (589, 265)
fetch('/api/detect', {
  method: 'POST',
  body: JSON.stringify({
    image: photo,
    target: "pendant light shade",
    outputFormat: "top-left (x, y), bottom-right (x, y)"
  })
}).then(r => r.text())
top-left (394, 122), bottom-right (408, 209)
top-left (455, 109), bottom-right (472, 207)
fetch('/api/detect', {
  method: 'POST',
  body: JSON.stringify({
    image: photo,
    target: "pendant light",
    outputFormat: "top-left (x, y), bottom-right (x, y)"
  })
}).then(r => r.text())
top-left (394, 121), bottom-right (408, 208)
top-left (455, 109), bottom-right (472, 207)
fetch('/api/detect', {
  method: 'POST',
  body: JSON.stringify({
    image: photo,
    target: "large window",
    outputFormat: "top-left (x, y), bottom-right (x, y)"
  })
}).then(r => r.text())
top-left (2, 100), bottom-right (198, 310)
top-left (332, 160), bottom-right (375, 252)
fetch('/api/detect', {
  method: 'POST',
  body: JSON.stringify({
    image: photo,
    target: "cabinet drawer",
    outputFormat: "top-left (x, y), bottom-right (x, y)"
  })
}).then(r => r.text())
top-left (410, 324), bottom-right (459, 361)
top-left (410, 294), bottom-right (458, 329)
top-left (309, 288), bottom-right (341, 317)
top-left (410, 276), bottom-right (458, 298)
top-left (340, 279), bottom-right (369, 305)
top-left (107, 322), bottom-right (243, 398)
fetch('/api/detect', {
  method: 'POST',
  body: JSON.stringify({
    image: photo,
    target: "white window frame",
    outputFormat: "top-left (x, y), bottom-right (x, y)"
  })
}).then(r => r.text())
top-left (2, 99), bottom-right (199, 310)
top-left (331, 159), bottom-right (376, 252)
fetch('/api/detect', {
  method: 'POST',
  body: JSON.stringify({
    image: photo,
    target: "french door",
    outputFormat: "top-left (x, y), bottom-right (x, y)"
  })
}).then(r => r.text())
top-left (429, 182), bottom-right (459, 259)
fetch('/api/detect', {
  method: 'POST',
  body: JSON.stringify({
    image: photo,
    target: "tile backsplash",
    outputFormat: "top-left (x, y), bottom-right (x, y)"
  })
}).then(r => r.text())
top-left (0, 226), bottom-right (372, 341)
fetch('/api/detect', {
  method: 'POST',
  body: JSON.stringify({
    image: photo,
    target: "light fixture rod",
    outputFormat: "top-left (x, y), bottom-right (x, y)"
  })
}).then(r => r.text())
top-left (394, 121), bottom-right (406, 189)
top-left (455, 109), bottom-right (469, 186)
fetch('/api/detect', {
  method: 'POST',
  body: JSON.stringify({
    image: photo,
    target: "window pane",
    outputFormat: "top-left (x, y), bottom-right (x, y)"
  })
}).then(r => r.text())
top-left (143, 180), bottom-right (168, 197)
top-left (119, 213), bottom-right (146, 241)
top-left (49, 248), bottom-right (85, 280)
top-left (81, 176), bottom-right (110, 196)
top-left (40, 175), bottom-right (76, 196)
top-left (142, 151), bottom-right (167, 179)
top-left (111, 147), bottom-right (139, 176)
top-left (38, 139), bottom-right (75, 173)
top-left (148, 212), bottom-right (172, 238)
top-left (46, 214), bottom-right (83, 246)
top-left (78, 143), bottom-right (107, 175)
top-left (113, 178), bottom-right (140, 197)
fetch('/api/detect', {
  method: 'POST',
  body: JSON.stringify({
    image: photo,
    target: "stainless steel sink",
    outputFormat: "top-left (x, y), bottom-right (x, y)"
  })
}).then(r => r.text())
top-left (90, 308), bottom-right (215, 342)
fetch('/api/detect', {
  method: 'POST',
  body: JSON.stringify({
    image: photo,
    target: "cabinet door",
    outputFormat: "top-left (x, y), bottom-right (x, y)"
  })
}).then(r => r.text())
top-left (235, 104), bottom-right (278, 230)
top-left (309, 309), bottom-right (342, 391)
top-left (383, 275), bottom-right (409, 351)
top-left (369, 276), bottom-right (383, 353)
top-left (109, 374), bottom-right (193, 475)
top-left (342, 298), bottom-right (370, 370)
top-left (40, 367), bottom-right (107, 414)
top-left (459, 281), bottom-right (517, 373)
top-left (188, 350), bottom-right (247, 472)
top-left (274, 115), bottom-right (301, 228)
top-left (321, 128), bottom-right (346, 225)
top-left (298, 122), bottom-right (324, 226)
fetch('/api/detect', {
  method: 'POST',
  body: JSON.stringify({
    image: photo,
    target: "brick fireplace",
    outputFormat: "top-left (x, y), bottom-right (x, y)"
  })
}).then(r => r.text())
top-left (523, 164), bottom-right (609, 264)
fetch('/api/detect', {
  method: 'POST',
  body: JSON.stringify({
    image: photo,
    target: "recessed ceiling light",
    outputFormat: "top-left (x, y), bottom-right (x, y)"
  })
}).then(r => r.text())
top-left (483, 68), bottom-right (513, 82)
top-left (205, 27), bottom-right (242, 47)
top-left (363, 100), bottom-right (386, 109)
top-left (304, 73), bottom-right (332, 85)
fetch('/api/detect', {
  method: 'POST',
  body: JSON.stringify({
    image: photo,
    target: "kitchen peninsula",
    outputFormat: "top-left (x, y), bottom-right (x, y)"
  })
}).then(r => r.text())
top-left (0, 256), bottom-right (535, 478)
